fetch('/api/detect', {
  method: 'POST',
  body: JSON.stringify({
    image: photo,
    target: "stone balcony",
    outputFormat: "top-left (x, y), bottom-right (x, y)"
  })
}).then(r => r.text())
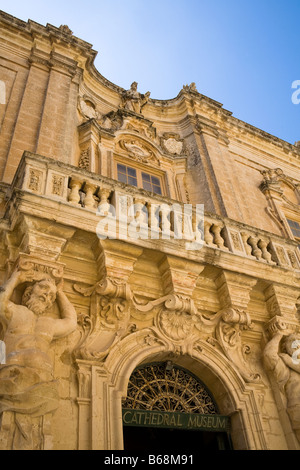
top-left (1, 151), bottom-right (300, 279)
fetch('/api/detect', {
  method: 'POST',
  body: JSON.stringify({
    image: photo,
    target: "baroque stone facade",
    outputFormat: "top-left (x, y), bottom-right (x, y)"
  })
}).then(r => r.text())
top-left (0, 10), bottom-right (300, 450)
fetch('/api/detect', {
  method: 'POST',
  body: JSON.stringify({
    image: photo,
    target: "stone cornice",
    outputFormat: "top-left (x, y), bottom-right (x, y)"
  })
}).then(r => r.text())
top-left (0, 9), bottom-right (97, 61)
top-left (1, 9), bottom-right (299, 161)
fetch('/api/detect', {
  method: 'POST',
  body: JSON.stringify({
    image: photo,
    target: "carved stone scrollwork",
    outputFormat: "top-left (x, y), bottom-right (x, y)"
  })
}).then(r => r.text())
top-left (157, 295), bottom-right (198, 342)
top-left (78, 149), bottom-right (90, 170)
top-left (117, 137), bottom-right (161, 167)
top-left (73, 277), bottom-right (133, 361)
top-left (15, 253), bottom-right (64, 281)
top-left (100, 109), bottom-right (156, 140)
top-left (133, 293), bottom-right (201, 346)
top-left (160, 133), bottom-right (185, 156)
top-left (28, 168), bottom-right (43, 193)
top-left (215, 308), bottom-right (260, 383)
top-left (78, 96), bottom-right (99, 121)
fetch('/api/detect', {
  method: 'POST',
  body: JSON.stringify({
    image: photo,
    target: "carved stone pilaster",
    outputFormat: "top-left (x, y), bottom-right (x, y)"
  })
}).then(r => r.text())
top-left (77, 119), bottom-right (101, 173)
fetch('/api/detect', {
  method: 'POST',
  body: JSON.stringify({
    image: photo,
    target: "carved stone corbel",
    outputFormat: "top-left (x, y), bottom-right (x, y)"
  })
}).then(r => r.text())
top-left (131, 256), bottom-right (204, 350)
top-left (5, 215), bottom-right (76, 268)
top-left (264, 284), bottom-right (299, 320)
top-left (215, 307), bottom-right (260, 383)
top-left (212, 271), bottom-right (260, 382)
top-left (264, 315), bottom-right (300, 339)
top-left (73, 277), bottom-right (134, 361)
top-left (133, 293), bottom-right (201, 348)
top-left (14, 252), bottom-right (64, 281)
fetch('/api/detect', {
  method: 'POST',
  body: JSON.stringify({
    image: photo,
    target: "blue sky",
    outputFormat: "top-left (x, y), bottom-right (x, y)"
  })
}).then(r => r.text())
top-left (1, 0), bottom-right (299, 145)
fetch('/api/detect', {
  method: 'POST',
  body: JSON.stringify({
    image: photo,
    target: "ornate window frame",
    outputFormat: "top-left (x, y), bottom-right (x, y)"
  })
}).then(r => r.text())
top-left (260, 168), bottom-right (300, 248)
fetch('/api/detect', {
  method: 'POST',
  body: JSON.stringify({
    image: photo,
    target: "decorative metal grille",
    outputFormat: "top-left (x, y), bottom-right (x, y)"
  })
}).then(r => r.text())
top-left (122, 363), bottom-right (218, 415)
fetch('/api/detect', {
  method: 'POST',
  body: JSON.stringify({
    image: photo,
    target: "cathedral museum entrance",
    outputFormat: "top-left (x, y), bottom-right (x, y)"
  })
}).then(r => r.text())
top-left (122, 362), bottom-right (232, 451)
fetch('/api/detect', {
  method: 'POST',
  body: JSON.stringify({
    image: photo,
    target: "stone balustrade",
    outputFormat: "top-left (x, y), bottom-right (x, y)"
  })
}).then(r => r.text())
top-left (6, 151), bottom-right (300, 271)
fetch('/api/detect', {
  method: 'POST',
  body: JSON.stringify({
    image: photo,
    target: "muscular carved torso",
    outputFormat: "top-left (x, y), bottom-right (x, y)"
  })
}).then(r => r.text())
top-left (2, 302), bottom-right (58, 379)
top-left (286, 371), bottom-right (300, 408)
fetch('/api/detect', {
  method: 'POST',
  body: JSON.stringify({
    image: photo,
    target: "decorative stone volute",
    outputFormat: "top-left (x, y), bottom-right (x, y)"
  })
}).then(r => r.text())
top-left (72, 240), bottom-right (143, 361)
top-left (212, 271), bottom-right (260, 383)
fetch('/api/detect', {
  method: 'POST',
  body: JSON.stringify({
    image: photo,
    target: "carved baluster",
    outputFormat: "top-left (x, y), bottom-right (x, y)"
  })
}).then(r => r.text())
top-left (68, 179), bottom-right (82, 205)
top-left (160, 206), bottom-right (171, 236)
top-left (192, 211), bottom-right (204, 241)
top-left (240, 232), bottom-right (253, 257)
top-left (134, 198), bottom-right (148, 225)
top-left (248, 236), bottom-right (262, 260)
top-left (211, 224), bottom-right (226, 249)
top-left (148, 203), bottom-right (160, 233)
top-left (83, 182), bottom-right (97, 209)
top-left (258, 239), bottom-right (273, 263)
top-left (204, 221), bottom-right (214, 245)
top-left (97, 188), bottom-right (111, 216)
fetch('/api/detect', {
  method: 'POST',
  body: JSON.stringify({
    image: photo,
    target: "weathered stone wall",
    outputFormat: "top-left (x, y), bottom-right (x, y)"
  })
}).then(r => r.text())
top-left (0, 11), bottom-right (300, 451)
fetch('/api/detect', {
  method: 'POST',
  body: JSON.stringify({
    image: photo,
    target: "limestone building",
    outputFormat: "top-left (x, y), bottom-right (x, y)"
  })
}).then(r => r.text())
top-left (0, 10), bottom-right (300, 451)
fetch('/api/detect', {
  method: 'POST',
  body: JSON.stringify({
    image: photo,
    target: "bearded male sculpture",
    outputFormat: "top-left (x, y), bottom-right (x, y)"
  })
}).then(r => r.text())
top-left (264, 330), bottom-right (300, 445)
top-left (0, 269), bottom-right (77, 450)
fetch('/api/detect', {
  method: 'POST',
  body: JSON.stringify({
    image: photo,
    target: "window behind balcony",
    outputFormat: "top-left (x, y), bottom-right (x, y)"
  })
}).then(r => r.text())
top-left (117, 164), bottom-right (138, 187)
top-left (287, 218), bottom-right (300, 249)
top-left (116, 163), bottom-right (163, 196)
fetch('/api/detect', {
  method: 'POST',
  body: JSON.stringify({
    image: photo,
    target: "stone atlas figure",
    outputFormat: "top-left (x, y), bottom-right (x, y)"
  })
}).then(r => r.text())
top-left (0, 269), bottom-right (77, 449)
top-left (264, 329), bottom-right (300, 444)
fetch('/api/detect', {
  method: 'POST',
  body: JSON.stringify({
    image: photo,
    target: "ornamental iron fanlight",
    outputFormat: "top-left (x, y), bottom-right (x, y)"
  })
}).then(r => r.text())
top-left (122, 362), bottom-right (218, 415)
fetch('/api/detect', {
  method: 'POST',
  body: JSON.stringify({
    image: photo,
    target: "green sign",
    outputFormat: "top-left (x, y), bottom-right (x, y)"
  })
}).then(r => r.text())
top-left (122, 409), bottom-right (230, 433)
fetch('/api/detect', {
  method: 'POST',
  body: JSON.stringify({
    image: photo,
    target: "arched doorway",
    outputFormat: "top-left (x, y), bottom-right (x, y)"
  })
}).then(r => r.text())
top-left (122, 362), bottom-right (232, 451)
